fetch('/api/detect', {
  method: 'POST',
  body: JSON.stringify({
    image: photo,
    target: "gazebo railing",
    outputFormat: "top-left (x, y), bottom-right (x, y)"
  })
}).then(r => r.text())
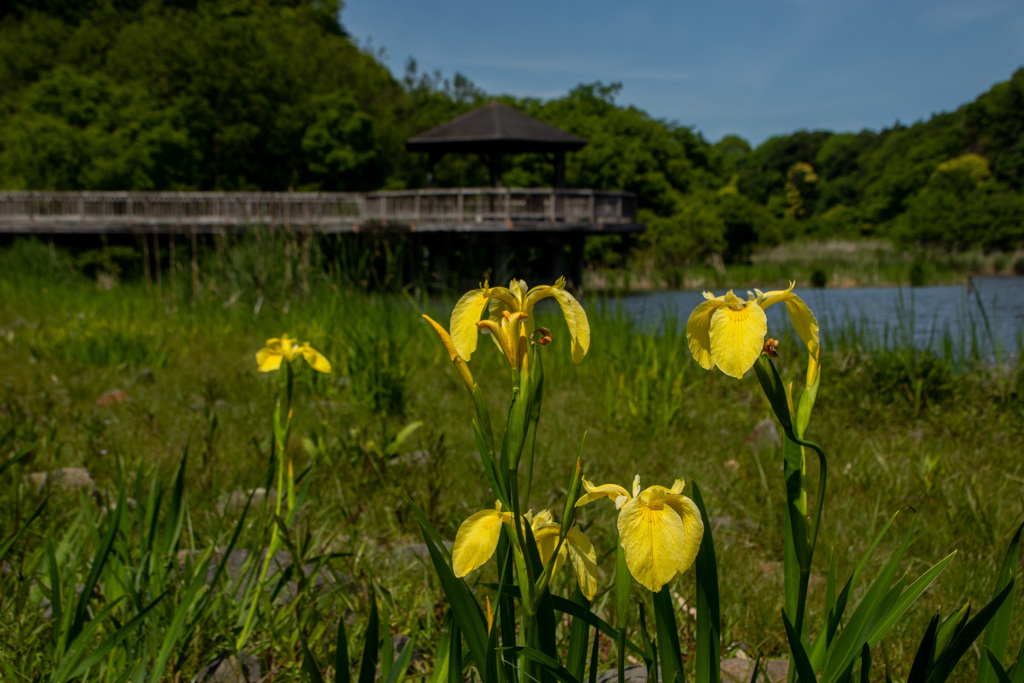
top-left (0, 189), bottom-right (636, 231)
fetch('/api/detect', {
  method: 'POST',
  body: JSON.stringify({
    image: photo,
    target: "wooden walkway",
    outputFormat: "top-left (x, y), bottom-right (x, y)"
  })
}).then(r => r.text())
top-left (0, 189), bottom-right (640, 234)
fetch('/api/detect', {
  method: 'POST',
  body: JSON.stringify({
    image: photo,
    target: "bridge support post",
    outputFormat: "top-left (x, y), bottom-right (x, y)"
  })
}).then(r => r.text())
top-left (190, 225), bottom-right (199, 303)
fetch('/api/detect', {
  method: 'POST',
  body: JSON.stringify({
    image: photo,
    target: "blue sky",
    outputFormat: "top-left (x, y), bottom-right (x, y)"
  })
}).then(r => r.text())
top-left (343, 0), bottom-right (1024, 147)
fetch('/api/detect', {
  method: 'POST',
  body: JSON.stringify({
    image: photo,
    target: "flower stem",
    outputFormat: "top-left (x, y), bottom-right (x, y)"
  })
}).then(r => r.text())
top-left (236, 362), bottom-right (294, 651)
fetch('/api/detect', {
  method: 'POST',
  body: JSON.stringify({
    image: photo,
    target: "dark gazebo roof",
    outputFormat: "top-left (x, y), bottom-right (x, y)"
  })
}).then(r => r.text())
top-left (406, 101), bottom-right (587, 155)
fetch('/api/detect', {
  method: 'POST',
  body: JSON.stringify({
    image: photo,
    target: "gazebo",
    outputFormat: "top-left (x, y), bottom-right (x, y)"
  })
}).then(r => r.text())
top-left (406, 101), bottom-right (587, 188)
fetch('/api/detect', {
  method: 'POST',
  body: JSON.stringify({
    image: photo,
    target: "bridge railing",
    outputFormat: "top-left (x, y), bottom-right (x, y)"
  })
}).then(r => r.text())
top-left (0, 189), bottom-right (636, 231)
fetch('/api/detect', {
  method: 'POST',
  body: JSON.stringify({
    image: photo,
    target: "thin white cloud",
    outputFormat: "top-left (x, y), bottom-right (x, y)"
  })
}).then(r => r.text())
top-left (464, 54), bottom-right (698, 86)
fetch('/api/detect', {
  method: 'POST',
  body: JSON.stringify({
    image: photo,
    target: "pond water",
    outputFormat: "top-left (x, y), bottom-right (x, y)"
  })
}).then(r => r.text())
top-left (608, 276), bottom-right (1024, 360)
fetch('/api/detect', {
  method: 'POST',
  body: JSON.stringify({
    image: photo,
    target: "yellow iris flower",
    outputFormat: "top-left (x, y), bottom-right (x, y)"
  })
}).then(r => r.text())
top-left (451, 502), bottom-right (599, 600)
top-left (686, 281), bottom-right (819, 379)
top-left (450, 277), bottom-right (590, 369)
top-left (256, 334), bottom-right (331, 373)
top-left (575, 475), bottom-right (703, 593)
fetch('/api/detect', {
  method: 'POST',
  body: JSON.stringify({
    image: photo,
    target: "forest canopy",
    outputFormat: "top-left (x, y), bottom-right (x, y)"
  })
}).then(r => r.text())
top-left (2, 0), bottom-right (1023, 261)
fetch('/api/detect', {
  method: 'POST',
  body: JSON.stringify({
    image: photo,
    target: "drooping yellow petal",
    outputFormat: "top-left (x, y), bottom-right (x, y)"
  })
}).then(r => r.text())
top-left (522, 277), bottom-right (590, 363)
top-left (423, 315), bottom-right (476, 390)
top-left (300, 343), bottom-right (332, 373)
top-left (782, 294), bottom-right (820, 359)
top-left (617, 488), bottom-right (690, 592)
top-left (565, 527), bottom-right (599, 601)
top-left (256, 347), bottom-right (283, 372)
top-left (452, 508), bottom-right (508, 577)
top-left (758, 281), bottom-right (795, 309)
top-left (450, 288), bottom-right (492, 361)
top-left (530, 514), bottom-right (599, 601)
top-left (686, 299), bottom-right (725, 371)
top-left (523, 281), bottom-right (554, 312)
top-left (708, 300), bottom-right (768, 378)
top-left (422, 315), bottom-right (460, 361)
top-left (760, 283), bottom-right (820, 360)
top-left (575, 478), bottom-right (631, 508)
top-left (528, 511), bottom-right (562, 572)
top-left (550, 286), bottom-right (591, 363)
top-left (664, 494), bottom-right (704, 576)
top-left (532, 523), bottom-right (562, 574)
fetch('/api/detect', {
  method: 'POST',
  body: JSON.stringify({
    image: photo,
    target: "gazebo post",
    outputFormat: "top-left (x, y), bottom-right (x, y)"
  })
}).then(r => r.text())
top-left (553, 151), bottom-right (566, 189)
top-left (427, 152), bottom-right (442, 188)
top-left (487, 153), bottom-right (505, 188)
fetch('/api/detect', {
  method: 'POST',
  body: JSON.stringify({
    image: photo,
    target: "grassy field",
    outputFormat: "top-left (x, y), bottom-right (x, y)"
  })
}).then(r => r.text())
top-left (0, 237), bottom-right (1022, 680)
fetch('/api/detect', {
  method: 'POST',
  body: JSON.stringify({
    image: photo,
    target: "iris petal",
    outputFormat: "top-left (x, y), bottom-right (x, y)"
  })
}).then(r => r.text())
top-left (783, 294), bottom-right (820, 359)
top-left (664, 495), bottom-right (704, 576)
top-left (452, 508), bottom-right (507, 577)
top-left (301, 343), bottom-right (332, 373)
top-left (758, 282), bottom-right (795, 309)
top-left (709, 302), bottom-right (768, 378)
top-left (532, 523), bottom-right (561, 571)
top-left (423, 315), bottom-right (460, 362)
top-left (450, 288), bottom-right (492, 361)
top-left (256, 349), bottom-right (283, 372)
top-left (575, 480), bottom-right (631, 507)
top-left (566, 527), bottom-right (599, 601)
top-left (551, 287), bottom-right (591, 363)
top-left (686, 299), bottom-right (724, 371)
top-left (760, 283), bottom-right (820, 359)
top-left (617, 491), bottom-right (689, 592)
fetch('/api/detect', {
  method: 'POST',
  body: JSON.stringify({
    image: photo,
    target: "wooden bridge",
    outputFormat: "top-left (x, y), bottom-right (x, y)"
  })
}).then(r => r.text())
top-left (0, 189), bottom-right (640, 234)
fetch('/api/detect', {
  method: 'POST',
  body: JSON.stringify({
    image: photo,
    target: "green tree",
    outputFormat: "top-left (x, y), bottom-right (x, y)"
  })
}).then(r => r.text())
top-left (301, 92), bottom-right (381, 191)
top-left (784, 161), bottom-right (819, 218)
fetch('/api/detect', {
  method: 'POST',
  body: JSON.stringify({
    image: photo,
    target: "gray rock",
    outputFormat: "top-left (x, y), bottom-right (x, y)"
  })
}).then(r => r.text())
top-left (94, 490), bottom-right (138, 511)
top-left (179, 547), bottom-right (348, 604)
top-left (25, 467), bottom-right (95, 492)
top-left (193, 652), bottom-right (261, 683)
top-left (386, 449), bottom-right (431, 467)
top-left (721, 658), bottom-right (790, 683)
top-left (132, 367), bottom-right (155, 384)
top-left (595, 664), bottom-right (650, 683)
